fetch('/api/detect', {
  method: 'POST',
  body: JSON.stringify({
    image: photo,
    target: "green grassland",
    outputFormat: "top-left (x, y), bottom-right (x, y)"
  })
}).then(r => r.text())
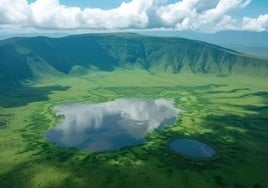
top-left (0, 69), bottom-right (267, 188)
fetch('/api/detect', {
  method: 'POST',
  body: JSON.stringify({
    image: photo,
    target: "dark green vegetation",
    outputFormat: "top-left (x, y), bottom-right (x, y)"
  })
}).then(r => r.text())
top-left (0, 34), bottom-right (267, 187)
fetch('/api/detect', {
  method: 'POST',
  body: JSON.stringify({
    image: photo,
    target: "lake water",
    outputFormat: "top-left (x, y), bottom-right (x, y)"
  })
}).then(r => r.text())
top-left (46, 98), bottom-right (181, 152)
top-left (169, 139), bottom-right (216, 158)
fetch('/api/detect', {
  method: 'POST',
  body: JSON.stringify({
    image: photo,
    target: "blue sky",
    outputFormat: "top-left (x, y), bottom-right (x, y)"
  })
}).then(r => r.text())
top-left (59, 0), bottom-right (130, 9)
top-left (0, 0), bottom-right (267, 33)
top-left (27, 0), bottom-right (128, 9)
top-left (27, 0), bottom-right (268, 18)
top-left (28, 0), bottom-right (267, 17)
top-left (230, 0), bottom-right (268, 17)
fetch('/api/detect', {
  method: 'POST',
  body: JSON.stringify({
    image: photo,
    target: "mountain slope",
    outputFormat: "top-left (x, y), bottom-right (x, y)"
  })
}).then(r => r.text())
top-left (0, 33), bottom-right (267, 93)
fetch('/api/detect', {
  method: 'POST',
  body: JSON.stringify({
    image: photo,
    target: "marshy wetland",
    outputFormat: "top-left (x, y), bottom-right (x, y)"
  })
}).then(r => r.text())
top-left (0, 71), bottom-right (267, 188)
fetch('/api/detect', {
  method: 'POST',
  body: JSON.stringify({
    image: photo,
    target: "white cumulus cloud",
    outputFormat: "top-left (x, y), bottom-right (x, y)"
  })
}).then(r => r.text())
top-left (0, 0), bottom-right (266, 32)
top-left (0, 0), bottom-right (32, 25)
top-left (241, 14), bottom-right (268, 31)
top-left (215, 15), bottom-right (237, 31)
top-left (30, 0), bottom-right (82, 29)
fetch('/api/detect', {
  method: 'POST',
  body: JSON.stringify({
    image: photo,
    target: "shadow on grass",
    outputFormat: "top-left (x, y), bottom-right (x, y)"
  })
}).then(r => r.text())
top-left (1, 102), bottom-right (267, 187)
top-left (0, 85), bottom-right (267, 187)
top-left (0, 85), bottom-right (70, 108)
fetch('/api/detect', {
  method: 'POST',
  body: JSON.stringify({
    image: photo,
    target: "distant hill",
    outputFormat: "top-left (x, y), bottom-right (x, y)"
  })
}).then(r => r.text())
top-left (0, 33), bottom-right (267, 93)
top-left (141, 31), bottom-right (268, 58)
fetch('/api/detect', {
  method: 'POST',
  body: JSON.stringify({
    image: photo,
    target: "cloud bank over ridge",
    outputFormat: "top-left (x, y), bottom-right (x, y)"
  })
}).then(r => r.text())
top-left (0, 0), bottom-right (267, 32)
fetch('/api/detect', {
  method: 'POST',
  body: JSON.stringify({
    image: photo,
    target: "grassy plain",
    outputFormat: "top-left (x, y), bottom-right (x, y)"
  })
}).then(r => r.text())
top-left (0, 69), bottom-right (267, 188)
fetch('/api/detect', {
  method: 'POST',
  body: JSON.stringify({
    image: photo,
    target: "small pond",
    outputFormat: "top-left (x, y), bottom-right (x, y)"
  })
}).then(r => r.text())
top-left (169, 138), bottom-right (216, 158)
top-left (46, 98), bottom-right (181, 152)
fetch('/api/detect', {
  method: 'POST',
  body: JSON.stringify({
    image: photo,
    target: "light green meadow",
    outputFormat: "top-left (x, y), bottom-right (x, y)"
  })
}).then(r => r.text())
top-left (0, 70), bottom-right (267, 188)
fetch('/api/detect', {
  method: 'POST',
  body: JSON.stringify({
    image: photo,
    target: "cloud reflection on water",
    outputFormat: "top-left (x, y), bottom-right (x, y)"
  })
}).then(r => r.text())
top-left (46, 98), bottom-right (181, 152)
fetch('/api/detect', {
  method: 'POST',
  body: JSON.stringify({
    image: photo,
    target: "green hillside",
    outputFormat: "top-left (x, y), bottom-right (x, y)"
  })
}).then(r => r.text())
top-left (0, 33), bottom-right (267, 93)
top-left (0, 33), bottom-right (267, 188)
